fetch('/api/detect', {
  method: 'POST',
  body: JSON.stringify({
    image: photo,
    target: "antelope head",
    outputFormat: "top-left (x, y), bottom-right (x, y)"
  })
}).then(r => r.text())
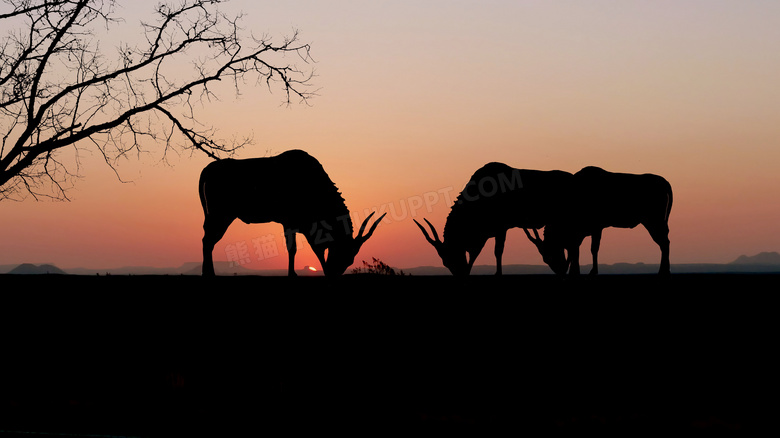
top-left (319, 212), bottom-right (387, 277)
top-left (524, 227), bottom-right (569, 276)
top-left (414, 218), bottom-right (471, 276)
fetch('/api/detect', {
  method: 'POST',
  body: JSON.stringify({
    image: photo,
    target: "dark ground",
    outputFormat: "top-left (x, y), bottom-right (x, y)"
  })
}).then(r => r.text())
top-left (0, 273), bottom-right (777, 436)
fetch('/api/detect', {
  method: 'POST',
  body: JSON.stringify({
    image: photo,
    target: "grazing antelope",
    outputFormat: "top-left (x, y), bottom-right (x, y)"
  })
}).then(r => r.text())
top-left (415, 162), bottom-right (573, 276)
top-left (524, 166), bottom-right (673, 275)
top-left (198, 150), bottom-right (386, 277)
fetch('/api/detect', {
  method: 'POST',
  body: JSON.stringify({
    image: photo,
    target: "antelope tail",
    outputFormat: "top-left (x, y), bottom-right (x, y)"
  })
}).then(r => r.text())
top-left (664, 186), bottom-right (673, 222)
top-left (199, 180), bottom-right (209, 215)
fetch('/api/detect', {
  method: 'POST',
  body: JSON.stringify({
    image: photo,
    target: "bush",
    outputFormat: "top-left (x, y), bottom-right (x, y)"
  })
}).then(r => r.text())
top-left (351, 257), bottom-right (406, 276)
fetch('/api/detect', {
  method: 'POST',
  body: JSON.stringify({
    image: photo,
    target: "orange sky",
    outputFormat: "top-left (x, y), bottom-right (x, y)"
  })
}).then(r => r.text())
top-left (2, 1), bottom-right (780, 272)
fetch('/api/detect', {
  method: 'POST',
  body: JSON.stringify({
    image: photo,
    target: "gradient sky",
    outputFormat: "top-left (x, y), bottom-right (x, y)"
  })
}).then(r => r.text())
top-left (2, 0), bottom-right (780, 272)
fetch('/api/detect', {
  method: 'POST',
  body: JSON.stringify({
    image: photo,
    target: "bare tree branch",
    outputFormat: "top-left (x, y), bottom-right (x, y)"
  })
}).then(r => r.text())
top-left (0, 0), bottom-right (315, 201)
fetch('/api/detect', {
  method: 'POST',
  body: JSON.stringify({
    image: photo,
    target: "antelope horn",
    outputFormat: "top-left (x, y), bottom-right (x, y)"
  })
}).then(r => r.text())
top-left (356, 212), bottom-right (387, 243)
top-left (424, 218), bottom-right (442, 242)
top-left (523, 228), bottom-right (543, 245)
top-left (414, 218), bottom-right (442, 246)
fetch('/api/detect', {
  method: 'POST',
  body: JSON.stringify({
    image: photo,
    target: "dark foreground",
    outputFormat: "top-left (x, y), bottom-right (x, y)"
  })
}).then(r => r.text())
top-left (0, 273), bottom-right (777, 436)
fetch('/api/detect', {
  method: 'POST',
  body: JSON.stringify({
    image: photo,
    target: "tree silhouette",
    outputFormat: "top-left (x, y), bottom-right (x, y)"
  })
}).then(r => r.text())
top-left (0, 0), bottom-right (314, 201)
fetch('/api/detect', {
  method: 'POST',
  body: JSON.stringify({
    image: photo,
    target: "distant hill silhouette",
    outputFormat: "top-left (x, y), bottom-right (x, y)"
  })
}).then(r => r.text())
top-left (404, 264), bottom-right (554, 276)
top-left (3, 252), bottom-right (780, 276)
top-left (64, 262), bottom-right (274, 276)
top-left (730, 251), bottom-right (780, 265)
top-left (404, 259), bottom-right (780, 275)
top-left (7, 263), bottom-right (67, 275)
top-left (177, 262), bottom-right (296, 276)
top-left (65, 262), bottom-right (311, 276)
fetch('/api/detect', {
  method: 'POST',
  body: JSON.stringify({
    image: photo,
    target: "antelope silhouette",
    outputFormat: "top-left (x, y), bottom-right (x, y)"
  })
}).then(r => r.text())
top-left (415, 162), bottom-right (573, 276)
top-left (199, 150), bottom-right (386, 277)
top-left (525, 166), bottom-right (673, 275)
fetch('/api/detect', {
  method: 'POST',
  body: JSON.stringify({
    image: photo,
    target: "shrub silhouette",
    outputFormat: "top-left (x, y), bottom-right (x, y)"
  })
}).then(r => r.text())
top-left (351, 257), bottom-right (405, 276)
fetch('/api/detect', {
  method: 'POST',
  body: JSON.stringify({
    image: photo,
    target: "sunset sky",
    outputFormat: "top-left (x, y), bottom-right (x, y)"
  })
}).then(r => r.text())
top-left (2, 0), bottom-right (779, 272)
